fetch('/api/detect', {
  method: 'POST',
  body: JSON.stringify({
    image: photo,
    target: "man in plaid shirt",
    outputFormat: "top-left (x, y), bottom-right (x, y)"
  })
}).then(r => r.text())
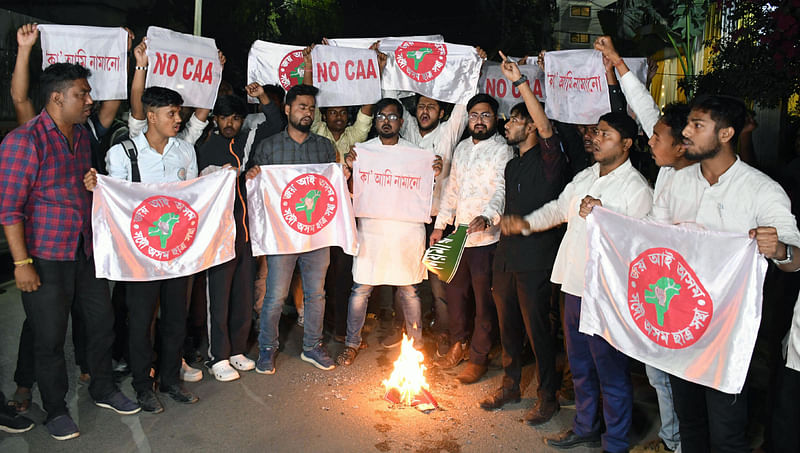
top-left (0, 63), bottom-right (139, 441)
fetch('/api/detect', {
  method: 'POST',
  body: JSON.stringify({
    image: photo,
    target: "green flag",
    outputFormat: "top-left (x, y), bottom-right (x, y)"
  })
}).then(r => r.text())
top-left (422, 224), bottom-right (468, 283)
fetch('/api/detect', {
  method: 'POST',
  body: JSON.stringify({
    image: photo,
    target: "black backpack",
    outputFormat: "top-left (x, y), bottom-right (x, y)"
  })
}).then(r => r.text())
top-left (120, 139), bottom-right (141, 183)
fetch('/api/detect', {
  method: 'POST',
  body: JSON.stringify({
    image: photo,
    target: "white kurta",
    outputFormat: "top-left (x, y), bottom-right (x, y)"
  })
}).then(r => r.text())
top-left (352, 137), bottom-right (429, 286)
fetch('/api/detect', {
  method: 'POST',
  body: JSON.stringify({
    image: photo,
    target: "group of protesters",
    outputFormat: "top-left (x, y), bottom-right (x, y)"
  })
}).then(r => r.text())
top-left (1, 22), bottom-right (799, 453)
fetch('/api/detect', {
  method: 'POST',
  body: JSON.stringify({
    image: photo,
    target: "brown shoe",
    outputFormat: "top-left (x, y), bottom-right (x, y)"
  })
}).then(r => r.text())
top-left (524, 397), bottom-right (559, 426)
top-left (479, 386), bottom-right (521, 410)
top-left (433, 341), bottom-right (466, 369)
top-left (336, 347), bottom-right (358, 366)
top-left (456, 363), bottom-right (487, 384)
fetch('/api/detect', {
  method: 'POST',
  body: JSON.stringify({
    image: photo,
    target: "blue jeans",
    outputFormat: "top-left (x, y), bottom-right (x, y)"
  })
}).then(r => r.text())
top-left (646, 364), bottom-right (681, 452)
top-left (258, 247), bottom-right (329, 352)
top-left (345, 283), bottom-right (422, 350)
top-left (564, 294), bottom-right (632, 453)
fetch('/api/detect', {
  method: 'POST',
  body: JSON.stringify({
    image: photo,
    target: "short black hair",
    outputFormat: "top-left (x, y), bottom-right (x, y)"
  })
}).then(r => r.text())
top-left (598, 111), bottom-right (638, 140)
top-left (285, 84), bottom-right (318, 107)
top-left (467, 93), bottom-right (499, 116)
top-left (414, 93), bottom-right (444, 110)
top-left (375, 97), bottom-right (404, 117)
top-left (263, 84), bottom-right (285, 104)
top-left (689, 94), bottom-right (746, 146)
top-left (141, 87), bottom-right (183, 110)
top-left (509, 102), bottom-right (531, 122)
top-left (659, 102), bottom-right (690, 145)
top-left (40, 63), bottom-right (91, 103)
top-left (214, 95), bottom-right (248, 118)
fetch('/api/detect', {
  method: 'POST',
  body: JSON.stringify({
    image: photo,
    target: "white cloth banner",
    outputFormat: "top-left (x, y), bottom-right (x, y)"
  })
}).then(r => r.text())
top-left (379, 39), bottom-right (481, 104)
top-left (310, 45), bottom-right (381, 107)
top-left (247, 40), bottom-right (306, 96)
top-left (247, 163), bottom-right (358, 256)
top-left (92, 170), bottom-right (237, 281)
top-left (38, 24), bottom-right (128, 101)
top-left (145, 26), bottom-right (222, 109)
top-left (582, 207), bottom-right (768, 394)
top-left (352, 143), bottom-right (434, 223)
top-left (544, 50), bottom-right (609, 124)
top-left (479, 61), bottom-right (546, 118)
top-left (327, 35), bottom-right (444, 48)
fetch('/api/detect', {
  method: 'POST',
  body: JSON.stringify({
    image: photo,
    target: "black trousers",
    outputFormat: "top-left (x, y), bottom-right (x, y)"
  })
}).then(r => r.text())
top-left (126, 277), bottom-right (188, 393)
top-left (669, 374), bottom-right (749, 453)
top-left (325, 246), bottom-right (353, 337)
top-left (770, 365), bottom-right (800, 452)
top-left (493, 268), bottom-right (558, 398)
top-left (206, 238), bottom-right (255, 364)
top-left (21, 251), bottom-right (115, 421)
top-left (446, 244), bottom-right (496, 366)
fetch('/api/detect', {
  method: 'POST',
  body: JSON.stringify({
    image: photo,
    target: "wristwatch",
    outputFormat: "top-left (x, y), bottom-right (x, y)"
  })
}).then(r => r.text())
top-left (772, 243), bottom-right (794, 265)
top-left (512, 75), bottom-right (528, 87)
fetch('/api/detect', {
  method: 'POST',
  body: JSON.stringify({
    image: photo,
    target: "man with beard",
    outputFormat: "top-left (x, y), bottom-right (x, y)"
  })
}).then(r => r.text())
top-left (1, 63), bottom-right (141, 440)
top-left (336, 98), bottom-right (442, 365)
top-left (645, 95), bottom-right (799, 452)
top-left (430, 93), bottom-right (514, 384)
top-left (194, 95), bottom-right (261, 382)
top-left (478, 54), bottom-right (568, 426)
top-left (247, 84), bottom-right (338, 374)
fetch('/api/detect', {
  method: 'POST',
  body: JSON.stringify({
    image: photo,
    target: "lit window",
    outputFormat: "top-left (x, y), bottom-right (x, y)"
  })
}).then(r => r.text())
top-left (570, 33), bottom-right (590, 43)
top-left (570, 6), bottom-right (591, 17)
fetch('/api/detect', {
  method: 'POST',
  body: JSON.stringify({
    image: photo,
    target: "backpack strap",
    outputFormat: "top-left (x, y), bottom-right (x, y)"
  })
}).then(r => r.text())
top-left (120, 139), bottom-right (141, 183)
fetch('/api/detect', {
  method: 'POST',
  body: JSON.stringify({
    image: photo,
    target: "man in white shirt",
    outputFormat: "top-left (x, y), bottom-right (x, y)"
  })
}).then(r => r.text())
top-left (87, 87), bottom-right (200, 414)
top-left (430, 94), bottom-right (514, 384)
top-left (645, 95), bottom-right (800, 453)
top-left (336, 98), bottom-right (442, 365)
top-left (504, 112), bottom-right (653, 452)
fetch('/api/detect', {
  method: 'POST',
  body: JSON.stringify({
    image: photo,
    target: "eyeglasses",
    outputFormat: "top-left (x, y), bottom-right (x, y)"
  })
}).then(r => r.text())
top-left (468, 112), bottom-right (494, 121)
top-left (376, 113), bottom-right (400, 122)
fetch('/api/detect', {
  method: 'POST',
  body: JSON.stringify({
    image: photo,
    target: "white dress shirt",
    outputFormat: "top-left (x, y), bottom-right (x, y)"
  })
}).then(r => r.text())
top-left (524, 160), bottom-right (653, 297)
top-left (402, 104), bottom-right (467, 216)
top-left (106, 132), bottom-right (198, 183)
top-left (352, 137), bottom-right (428, 285)
top-left (434, 132), bottom-right (514, 248)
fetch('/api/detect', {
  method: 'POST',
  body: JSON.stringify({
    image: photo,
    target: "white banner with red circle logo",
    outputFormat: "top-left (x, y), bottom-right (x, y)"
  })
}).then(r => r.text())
top-left (247, 40), bottom-right (306, 100)
top-left (310, 45), bottom-right (381, 107)
top-left (379, 39), bottom-right (481, 105)
top-left (145, 26), bottom-right (222, 109)
top-left (246, 163), bottom-right (358, 256)
top-left (91, 170), bottom-right (237, 281)
top-left (38, 24), bottom-right (128, 101)
top-left (582, 207), bottom-right (767, 393)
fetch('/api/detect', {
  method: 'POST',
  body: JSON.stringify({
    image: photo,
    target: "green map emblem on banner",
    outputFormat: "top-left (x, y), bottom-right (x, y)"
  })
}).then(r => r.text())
top-left (422, 224), bottom-right (468, 283)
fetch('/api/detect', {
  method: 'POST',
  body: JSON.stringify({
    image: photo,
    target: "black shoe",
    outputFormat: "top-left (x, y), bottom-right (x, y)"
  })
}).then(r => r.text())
top-left (136, 390), bottom-right (164, 414)
top-left (160, 384), bottom-right (199, 404)
top-left (479, 387), bottom-right (521, 410)
top-left (0, 403), bottom-right (34, 433)
top-left (381, 329), bottom-right (404, 348)
top-left (524, 397), bottom-right (559, 426)
top-left (546, 429), bottom-right (601, 449)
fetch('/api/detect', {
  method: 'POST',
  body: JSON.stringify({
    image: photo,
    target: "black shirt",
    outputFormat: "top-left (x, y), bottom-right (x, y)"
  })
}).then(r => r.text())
top-left (494, 134), bottom-right (568, 272)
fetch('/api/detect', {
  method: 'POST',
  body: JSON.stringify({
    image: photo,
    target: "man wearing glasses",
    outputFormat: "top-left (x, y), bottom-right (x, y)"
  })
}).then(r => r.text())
top-left (430, 93), bottom-right (514, 384)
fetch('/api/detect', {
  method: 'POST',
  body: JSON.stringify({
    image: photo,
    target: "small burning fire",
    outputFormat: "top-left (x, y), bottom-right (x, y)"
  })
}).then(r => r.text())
top-left (382, 333), bottom-right (438, 410)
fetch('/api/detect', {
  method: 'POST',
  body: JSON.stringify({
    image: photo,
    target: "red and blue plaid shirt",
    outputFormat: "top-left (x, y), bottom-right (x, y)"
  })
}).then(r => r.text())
top-left (0, 110), bottom-right (93, 260)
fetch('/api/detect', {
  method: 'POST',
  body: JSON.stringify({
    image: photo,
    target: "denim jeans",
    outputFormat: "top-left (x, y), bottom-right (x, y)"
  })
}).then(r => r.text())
top-left (345, 283), bottom-right (422, 350)
top-left (258, 247), bottom-right (329, 352)
top-left (646, 364), bottom-right (681, 452)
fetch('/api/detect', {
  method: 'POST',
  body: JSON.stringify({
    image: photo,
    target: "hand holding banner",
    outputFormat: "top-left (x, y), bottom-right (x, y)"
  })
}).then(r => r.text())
top-left (247, 40), bottom-right (306, 96)
top-left (39, 24), bottom-right (128, 100)
top-left (145, 26), bottom-right (222, 109)
top-left (422, 225), bottom-right (468, 283)
top-left (311, 45), bottom-right (381, 107)
top-left (352, 143), bottom-right (435, 223)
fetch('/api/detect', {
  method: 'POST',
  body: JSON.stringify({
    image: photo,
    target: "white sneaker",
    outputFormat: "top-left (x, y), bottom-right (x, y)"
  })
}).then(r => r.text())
top-left (230, 354), bottom-right (256, 371)
top-left (180, 359), bottom-right (203, 382)
top-left (211, 360), bottom-right (240, 382)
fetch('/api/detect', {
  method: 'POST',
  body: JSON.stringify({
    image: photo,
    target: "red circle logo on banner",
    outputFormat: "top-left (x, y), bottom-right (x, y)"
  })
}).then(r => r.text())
top-left (627, 247), bottom-right (713, 349)
top-left (280, 173), bottom-right (338, 235)
top-left (130, 196), bottom-right (198, 261)
top-left (394, 41), bottom-right (447, 83)
top-left (277, 50), bottom-right (306, 90)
